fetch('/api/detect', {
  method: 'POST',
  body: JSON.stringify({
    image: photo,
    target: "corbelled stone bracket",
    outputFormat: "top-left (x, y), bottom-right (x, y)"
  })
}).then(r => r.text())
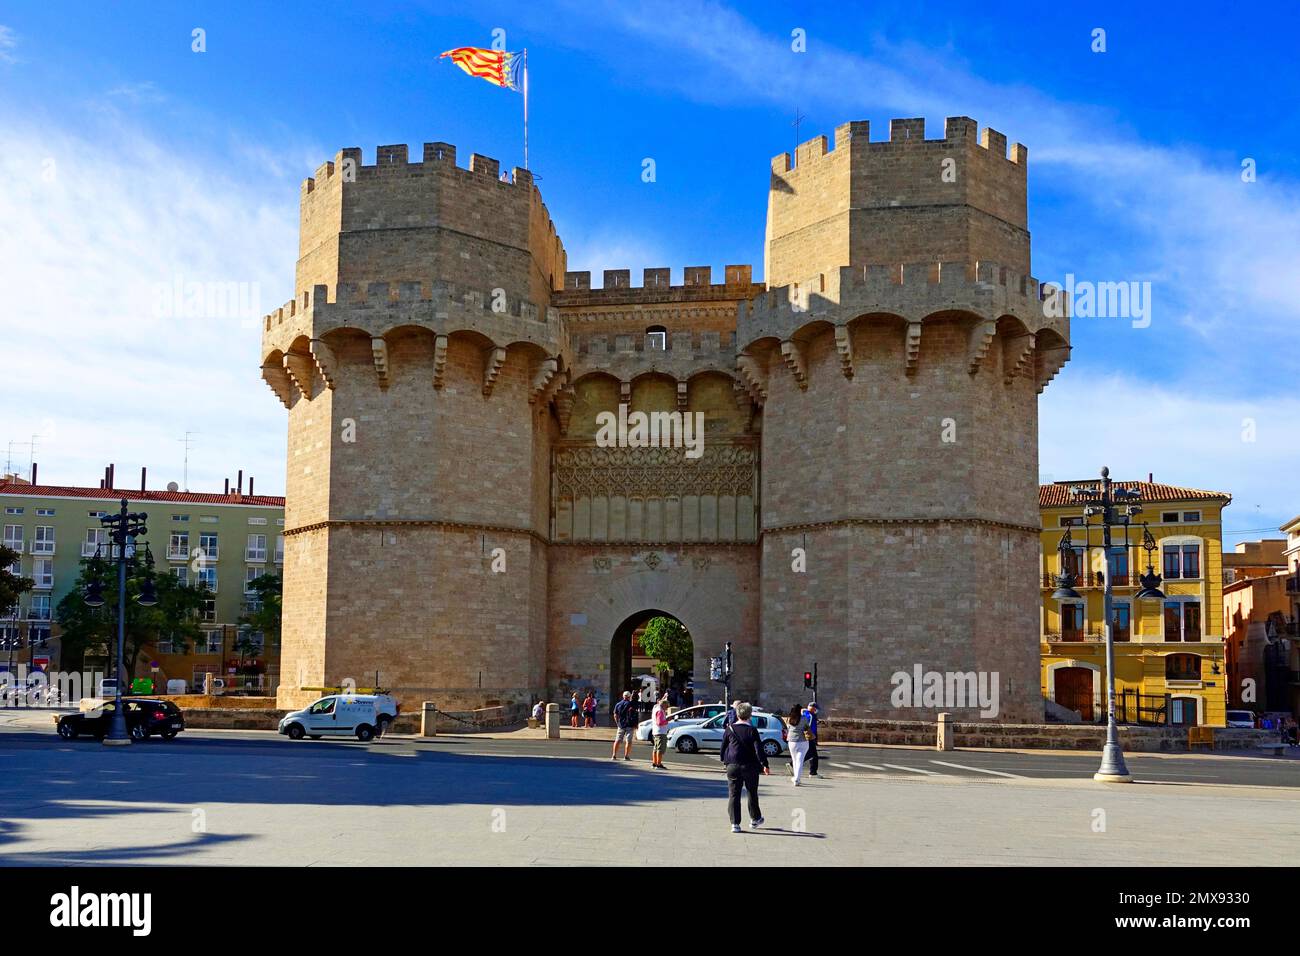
top-left (530, 357), bottom-right (558, 404)
top-left (283, 351), bottom-right (316, 398)
top-left (1036, 345), bottom-right (1071, 394)
top-left (834, 326), bottom-right (855, 378)
top-left (967, 320), bottom-right (996, 375)
top-left (432, 333), bottom-right (449, 389)
top-left (554, 384), bottom-right (576, 434)
top-left (483, 346), bottom-right (507, 396)
top-left (619, 381), bottom-right (631, 405)
top-left (780, 339), bottom-right (808, 390)
top-left (736, 354), bottom-right (767, 404)
top-left (1004, 333), bottom-right (1035, 384)
top-left (371, 336), bottom-right (389, 387)
top-left (309, 338), bottom-right (336, 390)
top-left (261, 361), bottom-right (295, 409)
top-left (904, 321), bottom-right (922, 375)
top-left (676, 380), bottom-right (688, 409)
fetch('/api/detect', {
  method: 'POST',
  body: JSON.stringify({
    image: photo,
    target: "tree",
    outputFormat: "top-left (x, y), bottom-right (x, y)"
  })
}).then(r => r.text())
top-left (639, 616), bottom-right (693, 678)
top-left (0, 543), bottom-right (34, 618)
top-left (237, 571), bottom-right (282, 648)
top-left (55, 555), bottom-right (207, 677)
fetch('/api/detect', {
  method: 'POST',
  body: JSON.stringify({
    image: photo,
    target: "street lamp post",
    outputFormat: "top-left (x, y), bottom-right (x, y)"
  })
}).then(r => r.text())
top-left (1060, 467), bottom-right (1163, 783)
top-left (82, 498), bottom-right (157, 746)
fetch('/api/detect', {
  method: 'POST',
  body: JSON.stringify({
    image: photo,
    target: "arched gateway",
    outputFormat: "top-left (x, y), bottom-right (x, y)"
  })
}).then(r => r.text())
top-left (265, 117), bottom-right (1067, 724)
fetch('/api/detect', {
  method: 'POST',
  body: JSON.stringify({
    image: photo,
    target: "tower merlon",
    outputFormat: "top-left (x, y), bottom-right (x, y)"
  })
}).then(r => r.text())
top-left (556, 265), bottom-right (761, 307)
top-left (769, 115), bottom-right (1028, 174)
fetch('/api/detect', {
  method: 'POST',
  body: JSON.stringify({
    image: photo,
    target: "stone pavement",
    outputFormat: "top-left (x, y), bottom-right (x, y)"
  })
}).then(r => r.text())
top-left (3, 728), bottom-right (1298, 866)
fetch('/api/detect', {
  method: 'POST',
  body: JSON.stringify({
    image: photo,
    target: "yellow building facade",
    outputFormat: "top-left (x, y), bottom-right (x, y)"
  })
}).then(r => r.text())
top-left (1039, 480), bottom-right (1230, 727)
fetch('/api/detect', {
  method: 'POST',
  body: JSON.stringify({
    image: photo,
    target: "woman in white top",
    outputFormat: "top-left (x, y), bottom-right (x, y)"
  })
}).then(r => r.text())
top-left (786, 705), bottom-right (810, 785)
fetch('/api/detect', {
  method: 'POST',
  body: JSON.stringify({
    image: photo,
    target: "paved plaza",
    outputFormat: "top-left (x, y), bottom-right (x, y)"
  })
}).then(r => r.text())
top-left (2, 714), bottom-right (1298, 866)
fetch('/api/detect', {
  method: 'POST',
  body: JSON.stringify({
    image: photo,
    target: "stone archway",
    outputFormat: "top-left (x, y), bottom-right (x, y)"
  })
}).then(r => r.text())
top-left (609, 609), bottom-right (693, 718)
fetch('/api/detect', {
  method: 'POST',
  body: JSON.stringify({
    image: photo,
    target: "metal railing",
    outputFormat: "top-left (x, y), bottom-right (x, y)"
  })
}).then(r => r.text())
top-left (1042, 571), bottom-right (1136, 588)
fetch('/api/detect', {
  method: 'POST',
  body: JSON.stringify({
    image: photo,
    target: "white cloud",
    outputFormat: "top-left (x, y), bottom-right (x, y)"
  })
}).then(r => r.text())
top-left (0, 107), bottom-right (298, 493)
top-left (1040, 372), bottom-right (1298, 538)
top-left (0, 25), bottom-right (17, 64)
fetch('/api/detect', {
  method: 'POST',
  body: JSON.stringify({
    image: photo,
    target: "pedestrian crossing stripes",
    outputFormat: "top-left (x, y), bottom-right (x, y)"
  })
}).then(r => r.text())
top-left (827, 758), bottom-right (1027, 779)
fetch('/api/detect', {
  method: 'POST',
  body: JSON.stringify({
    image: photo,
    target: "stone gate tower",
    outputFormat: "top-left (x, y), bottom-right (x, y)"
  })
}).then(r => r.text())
top-left (261, 117), bottom-right (1070, 723)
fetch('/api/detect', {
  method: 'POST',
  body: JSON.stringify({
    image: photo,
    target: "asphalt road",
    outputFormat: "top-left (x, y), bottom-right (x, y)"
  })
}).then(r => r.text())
top-left (4, 713), bottom-right (1299, 789)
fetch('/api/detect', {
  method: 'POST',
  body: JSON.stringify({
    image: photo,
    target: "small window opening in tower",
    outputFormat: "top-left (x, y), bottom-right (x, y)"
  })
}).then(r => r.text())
top-left (646, 326), bottom-right (667, 351)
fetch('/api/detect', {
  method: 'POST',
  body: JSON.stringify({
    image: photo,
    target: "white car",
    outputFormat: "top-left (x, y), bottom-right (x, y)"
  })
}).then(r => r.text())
top-left (1225, 710), bottom-right (1256, 729)
top-left (667, 711), bottom-right (787, 757)
top-left (278, 694), bottom-right (400, 741)
top-left (636, 702), bottom-right (729, 741)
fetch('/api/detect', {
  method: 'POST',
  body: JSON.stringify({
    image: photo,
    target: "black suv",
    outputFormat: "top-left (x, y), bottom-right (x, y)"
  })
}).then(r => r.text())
top-left (54, 698), bottom-right (185, 741)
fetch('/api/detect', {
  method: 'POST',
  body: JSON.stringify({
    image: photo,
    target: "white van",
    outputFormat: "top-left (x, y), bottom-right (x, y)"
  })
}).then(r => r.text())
top-left (278, 694), bottom-right (400, 742)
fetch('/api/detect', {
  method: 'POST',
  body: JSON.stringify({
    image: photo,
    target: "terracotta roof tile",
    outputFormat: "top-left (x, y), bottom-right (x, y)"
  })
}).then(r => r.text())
top-left (0, 482), bottom-right (284, 507)
top-left (1039, 480), bottom-right (1230, 509)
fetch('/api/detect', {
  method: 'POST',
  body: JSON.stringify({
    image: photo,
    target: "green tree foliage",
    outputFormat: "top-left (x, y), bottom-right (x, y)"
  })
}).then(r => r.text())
top-left (55, 555), bottom-right (207, 676)
top-left (0, 543), bottom-right (34, 616)
top-left (639, 616), bottom-right (693, 676)
top-left (237, 571), bottom-right (282, 649)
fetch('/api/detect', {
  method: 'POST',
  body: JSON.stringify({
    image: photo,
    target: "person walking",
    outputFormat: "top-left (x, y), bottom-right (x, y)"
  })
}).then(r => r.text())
top-left (802, 701), bottom-right (821, 776)
top-left (611, 690), bottom-right (637, 760)
top-left (720, 700), bottom-right (769, 832)
top-left (786, 704), bottom-right (810, 785)
top-left (650, 694), bottom-right (671, 769)
top-left (569, 692), bottom-right (581, 729)
top-left (582, 690), bottom-right (597, 728)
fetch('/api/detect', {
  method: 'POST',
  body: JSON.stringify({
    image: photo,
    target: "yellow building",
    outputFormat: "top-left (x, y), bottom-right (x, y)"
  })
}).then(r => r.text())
top-left (1039, 479), bottom-right (1231, 727)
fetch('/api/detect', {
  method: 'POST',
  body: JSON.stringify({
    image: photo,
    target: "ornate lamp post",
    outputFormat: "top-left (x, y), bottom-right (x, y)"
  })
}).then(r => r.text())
top-left (1067, 467), bottom-right (1160, 783)
top-left (82, 498), bottom-right (157, 746)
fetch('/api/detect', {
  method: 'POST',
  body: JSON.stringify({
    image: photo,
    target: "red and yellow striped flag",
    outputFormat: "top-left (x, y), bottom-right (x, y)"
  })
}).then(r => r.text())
top-left (440, 47), bottom-right (525, 92)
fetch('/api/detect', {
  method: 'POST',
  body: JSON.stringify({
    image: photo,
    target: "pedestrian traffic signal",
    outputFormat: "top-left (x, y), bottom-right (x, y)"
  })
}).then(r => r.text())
top-left (803, 671), bottom-right (813, 688)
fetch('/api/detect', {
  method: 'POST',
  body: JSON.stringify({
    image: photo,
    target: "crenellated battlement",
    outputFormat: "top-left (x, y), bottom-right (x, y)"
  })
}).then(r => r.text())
top-left (770, 116), bottom-right (1028, 174)
top-left (300, 141), bottom-right (536, 195)
top-left (554, 265), bottom-right (763, 309)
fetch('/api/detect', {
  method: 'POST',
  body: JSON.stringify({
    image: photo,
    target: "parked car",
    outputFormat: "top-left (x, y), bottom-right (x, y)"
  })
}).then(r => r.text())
top-left (54, 698), bottom-right (185, 741)
top-left (667, 710), bottom-right (786, 757)
top-left (278, 694), bottom-right (400, 742)
top-left (1225, 709), bottom-right (1256, 729)
top-left (635, 702), bottom-right (728, 741)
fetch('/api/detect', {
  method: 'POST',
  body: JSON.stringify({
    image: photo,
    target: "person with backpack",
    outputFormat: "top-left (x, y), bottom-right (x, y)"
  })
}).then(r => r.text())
top-left (611, 691), bottom-right (638, 760)
top-left (720, 700), bottom-right (769, 832)
top-left (582, 691), bottom-right (597, 728)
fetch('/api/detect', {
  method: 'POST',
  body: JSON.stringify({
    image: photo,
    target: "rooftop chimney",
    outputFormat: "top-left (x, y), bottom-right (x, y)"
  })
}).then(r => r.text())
top-left (224, 478), bottom-right (230, 495)
top-left (30, 462), bottom-right (36, 485)
top-left (107, 463), bottom-right (115, 489)
top-left (140, 466), bottom-right (147, 492)
top-left (237, 469), bottom-right (243, 496)
top-left (248, 476), bottom-right (254, 497)
top-left (1148, 472), bottom-right (1153, 483)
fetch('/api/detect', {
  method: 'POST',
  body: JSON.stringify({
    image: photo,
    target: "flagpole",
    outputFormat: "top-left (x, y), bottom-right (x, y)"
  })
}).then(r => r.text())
top-left (522, 49), bottom-right (529, 171)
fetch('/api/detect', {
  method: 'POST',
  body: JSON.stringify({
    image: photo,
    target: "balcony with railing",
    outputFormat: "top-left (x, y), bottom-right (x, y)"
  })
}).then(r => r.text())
top-left (1044, 626), bottom-right (1134, 644)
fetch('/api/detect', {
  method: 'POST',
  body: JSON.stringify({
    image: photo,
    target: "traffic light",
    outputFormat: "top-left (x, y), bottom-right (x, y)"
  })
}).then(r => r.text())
top-left (803, 671), bottom-right (813, 689)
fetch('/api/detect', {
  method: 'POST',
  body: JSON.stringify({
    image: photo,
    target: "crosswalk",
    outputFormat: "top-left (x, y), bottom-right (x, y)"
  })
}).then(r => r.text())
top-left (823, 757), bottom-right (1027, 780)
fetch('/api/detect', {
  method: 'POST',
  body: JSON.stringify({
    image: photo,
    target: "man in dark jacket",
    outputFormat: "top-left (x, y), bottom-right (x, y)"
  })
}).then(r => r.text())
top-left (720, 700), bottom-right (769, 832)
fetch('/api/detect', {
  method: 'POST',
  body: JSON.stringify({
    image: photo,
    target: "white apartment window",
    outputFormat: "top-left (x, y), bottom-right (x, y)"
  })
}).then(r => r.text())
top-left (2, 525), bottom-right (21, 553)
top-left (169, 531), bottom-right (190, 560)
top-left (200, 601), bottom-right (216, 625)
top-left (32, 526), bottom-right (54, 554)
top-left (1161, 511), bottom-right (1179, 523)
top-left (29, 595), bottom-right (51, 621)
top-left (204, 628), bottom-right (222, 651)
top-left (32, 558), bottom-right (53, 590)
top-left (35, 508), bottom-right (54, 516)
top-left (274, 535), bottom-right (284, 563)
top-left (197, 566), bottom-right (217, 593)
top-left (88, 511), bottom-right (107, 519)
top-left (199, 533), bottom-right (219, 560)
top-left (157, 640), bottom-right (176, 655)
top-left (276, 518), bottom-right (285, 527)
top-left (172, 565), bottom-right (190, 587)
top-left (172, 514), bottom-right (190, 522)
top-left (245, 566), bottom-right (263, 593)
top-left (1183, 511), bottom-right (1201, 522)
top-left (199, 515), bottom-right (218, 524)
top-left (4, 507), bottom-right (23, 515)
top-left (248, 517), bottom-right (267, 526)
top-left (83, 528), bottom-right (108, 557)
top-left (246, 534), bottom-right (267, 562)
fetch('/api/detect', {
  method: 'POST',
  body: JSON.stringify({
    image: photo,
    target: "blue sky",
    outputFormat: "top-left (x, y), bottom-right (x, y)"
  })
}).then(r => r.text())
top-left (0, 1), bottom-right (1296, 541)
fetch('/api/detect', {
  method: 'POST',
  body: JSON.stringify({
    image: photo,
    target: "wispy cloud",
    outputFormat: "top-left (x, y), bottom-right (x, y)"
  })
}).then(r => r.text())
top-left (0, 106), bottom-right (298, 492)
top-left (0, 25), bottom-right (18, 64)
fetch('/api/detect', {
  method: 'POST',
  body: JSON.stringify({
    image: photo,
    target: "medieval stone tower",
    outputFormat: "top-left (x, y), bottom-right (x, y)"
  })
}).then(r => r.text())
top-left (261, 117), bottom-right (1070, 724)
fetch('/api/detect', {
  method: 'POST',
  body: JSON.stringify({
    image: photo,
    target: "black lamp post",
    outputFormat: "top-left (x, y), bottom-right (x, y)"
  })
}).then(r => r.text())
top-left (1067, 467), bottom-right (1162, 783)
top-left (82, 498), bottom-right (155, 746)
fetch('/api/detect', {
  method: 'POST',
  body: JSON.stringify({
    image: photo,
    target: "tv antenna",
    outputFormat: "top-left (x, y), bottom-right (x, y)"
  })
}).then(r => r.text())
top-left (178, 431), bottom-right (199, 491)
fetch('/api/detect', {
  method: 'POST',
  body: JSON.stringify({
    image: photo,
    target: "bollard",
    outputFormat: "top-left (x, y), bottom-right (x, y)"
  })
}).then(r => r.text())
top-left (203, 672), bottom-right (215, 697)
top-left (421, 701), bottom-right (437, 737)
top-left (545, 702), bottom-right (560, 739)
top-left (936, 712), bottom-right (954, 751)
